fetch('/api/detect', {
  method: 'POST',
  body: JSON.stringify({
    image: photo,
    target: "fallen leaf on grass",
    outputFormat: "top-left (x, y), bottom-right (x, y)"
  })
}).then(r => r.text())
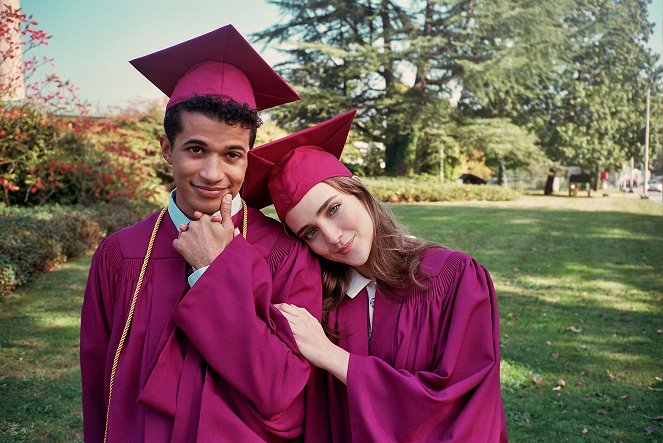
top-left (552, 352), bottom-right (559, 360)
top-left (566, 326), bottom-right (582, 333)
top-left (607, 370), bottom-right (617, 380)
top-left (644, 427), bottom-right (657, 435)
top-left (575, 380), bottom-right (584, 387)
top-left (653, 416), bottom-right (663, 421)
top-left (531, 376), bottom-right (544, 386)
top-left (620, 395), bottom-right (629, 400)
top-left (657, 329), bottom-right (662, 334)
top-left (596, 409), bottom-right (608, 416)
top-left (581, 427), bottom-right (589, 435)
top-left (556, 379), bottom-right (566, 387)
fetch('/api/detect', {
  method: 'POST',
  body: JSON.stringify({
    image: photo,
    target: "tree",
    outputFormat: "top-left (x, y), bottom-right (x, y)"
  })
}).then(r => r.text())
top-left (0, 2), bottom-right (85, 114)
top-left (469, 0), bottom-right (663, 184)
top-left (450, 118), bottom-right (545, 185)
top-left (255, 0), bottom-right (565, 175)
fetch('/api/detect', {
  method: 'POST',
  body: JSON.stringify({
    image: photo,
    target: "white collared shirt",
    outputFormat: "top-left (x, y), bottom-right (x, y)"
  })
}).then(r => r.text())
top-left (168, 189), bottom-right (242, 286)
top-left (346, 268), bottom-right (376, 344)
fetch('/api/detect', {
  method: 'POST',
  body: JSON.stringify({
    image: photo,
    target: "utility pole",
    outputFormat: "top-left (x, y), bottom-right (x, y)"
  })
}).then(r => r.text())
top-left (642, 86), bottom-right (650, 199)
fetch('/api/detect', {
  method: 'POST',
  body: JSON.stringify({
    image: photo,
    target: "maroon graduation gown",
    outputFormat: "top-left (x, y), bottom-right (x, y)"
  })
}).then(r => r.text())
top-left (305, 248), bottom-right (507, 442)
top-left (80, 207), bottom-right (321, 442)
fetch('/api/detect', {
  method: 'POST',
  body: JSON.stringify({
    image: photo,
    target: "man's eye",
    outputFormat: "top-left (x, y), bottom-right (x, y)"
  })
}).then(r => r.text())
top-left (227, 151), bottom-right (241, 159)
top-left (189, 146), bottom-right (203, 154)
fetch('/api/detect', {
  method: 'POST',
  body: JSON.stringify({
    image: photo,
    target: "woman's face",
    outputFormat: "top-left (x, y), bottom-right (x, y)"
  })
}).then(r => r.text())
top-left (285, 182), bottom-right (374, 269)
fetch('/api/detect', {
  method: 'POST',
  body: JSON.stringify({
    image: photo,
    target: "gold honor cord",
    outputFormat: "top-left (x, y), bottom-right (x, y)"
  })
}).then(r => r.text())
top-left (103, 207), bottom-right (166, 443)
top-left (103, 201), bottom-right (247, 442)
top-left (241, 199), bottom-right (248, 239)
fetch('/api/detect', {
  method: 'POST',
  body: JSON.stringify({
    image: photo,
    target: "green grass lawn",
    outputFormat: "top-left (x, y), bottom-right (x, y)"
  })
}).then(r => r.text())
top-left (1, 193), bottom-right (661, 442)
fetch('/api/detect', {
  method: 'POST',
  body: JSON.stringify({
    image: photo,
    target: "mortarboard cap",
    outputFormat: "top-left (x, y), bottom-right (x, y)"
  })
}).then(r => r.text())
top-left (243, 110), bottom-right (356, 220)
top-left (130, 24), bottom-right (300, 110)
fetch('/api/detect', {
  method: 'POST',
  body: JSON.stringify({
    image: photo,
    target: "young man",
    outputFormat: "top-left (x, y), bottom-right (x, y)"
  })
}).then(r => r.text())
top-left (80, 25), bottom-right (322, 442)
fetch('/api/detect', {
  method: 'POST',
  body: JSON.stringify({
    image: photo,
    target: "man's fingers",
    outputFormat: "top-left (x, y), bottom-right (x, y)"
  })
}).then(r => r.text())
top-left (220, 193), bottom-right (233, 228)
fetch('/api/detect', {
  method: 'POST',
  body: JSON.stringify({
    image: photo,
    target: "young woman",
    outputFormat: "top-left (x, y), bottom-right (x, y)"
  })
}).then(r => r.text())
top-left (242, 110), bottom-right (508, 442)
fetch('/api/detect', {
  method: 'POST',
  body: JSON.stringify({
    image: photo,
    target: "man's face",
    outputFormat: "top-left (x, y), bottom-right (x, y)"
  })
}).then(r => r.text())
top-left (160, 111), bottom-right (251, 218)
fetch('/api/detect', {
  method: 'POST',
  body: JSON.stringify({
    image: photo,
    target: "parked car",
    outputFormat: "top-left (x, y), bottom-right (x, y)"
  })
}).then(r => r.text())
top-left (646, 177), bottom-right (663, 192)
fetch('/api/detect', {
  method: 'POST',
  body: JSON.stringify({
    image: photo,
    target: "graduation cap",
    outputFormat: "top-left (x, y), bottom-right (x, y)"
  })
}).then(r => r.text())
top-left (130, 24), bottom-right (300, 110)
top-left (243, 109), bottom-right (356, 220)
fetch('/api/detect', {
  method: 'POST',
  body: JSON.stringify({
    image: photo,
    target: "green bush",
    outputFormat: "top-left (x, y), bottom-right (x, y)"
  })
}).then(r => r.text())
top-left (363, 175), bottom-right (519, 202)
top-left (0, 200), bottom-right (159, 297)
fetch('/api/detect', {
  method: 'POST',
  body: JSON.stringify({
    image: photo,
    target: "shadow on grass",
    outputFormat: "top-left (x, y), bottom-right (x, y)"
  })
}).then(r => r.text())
top-left (0, 258), bottom-right (86, 442)
top-left (394, 205), bottom-right (662, 295)
top-left (393, 204), bottom-right (662, 440)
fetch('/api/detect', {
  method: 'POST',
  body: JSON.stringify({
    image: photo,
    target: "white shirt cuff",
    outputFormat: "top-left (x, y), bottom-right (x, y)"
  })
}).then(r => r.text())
top-left (187, 265), bottom-right (209, 287)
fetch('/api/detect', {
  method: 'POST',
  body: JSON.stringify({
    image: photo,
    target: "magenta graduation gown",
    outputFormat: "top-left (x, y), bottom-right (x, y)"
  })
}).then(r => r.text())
top-left (80, 207), bottom-right (322, 442)
top-left (305, 248), bottom-right (507, 442)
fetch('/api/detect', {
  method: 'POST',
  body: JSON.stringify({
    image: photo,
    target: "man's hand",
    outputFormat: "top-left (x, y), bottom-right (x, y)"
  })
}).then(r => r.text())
top-left (173, 193), bottom-right (240, 270)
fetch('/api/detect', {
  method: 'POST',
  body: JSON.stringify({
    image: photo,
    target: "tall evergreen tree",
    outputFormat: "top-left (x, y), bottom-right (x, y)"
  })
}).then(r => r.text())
top-left (256, 0), bottom-right (566, 175)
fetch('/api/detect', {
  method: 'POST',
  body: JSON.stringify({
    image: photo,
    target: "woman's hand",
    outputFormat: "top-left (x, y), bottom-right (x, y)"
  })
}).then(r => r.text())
top-left (275, 303), bottom-right (350, 384)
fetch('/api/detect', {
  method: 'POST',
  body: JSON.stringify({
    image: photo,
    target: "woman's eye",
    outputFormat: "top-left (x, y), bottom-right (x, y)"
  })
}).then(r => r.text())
top-left (304, 228), bottom-right (317, 241)
top-left (329, 204), bottom-right (340, 215)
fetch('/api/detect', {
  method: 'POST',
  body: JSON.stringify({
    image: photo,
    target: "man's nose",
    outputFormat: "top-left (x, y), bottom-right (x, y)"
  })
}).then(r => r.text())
top-left (199, 157), bottom-right (226, 182)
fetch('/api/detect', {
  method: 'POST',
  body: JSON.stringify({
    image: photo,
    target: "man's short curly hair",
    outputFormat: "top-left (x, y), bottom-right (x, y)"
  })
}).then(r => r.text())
top-left (164, 95), bottom-right (263, 147)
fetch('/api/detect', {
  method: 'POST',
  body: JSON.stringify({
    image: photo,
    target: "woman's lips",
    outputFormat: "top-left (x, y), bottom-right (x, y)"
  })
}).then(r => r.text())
top-left (336, 236), bottom-right (354, 255)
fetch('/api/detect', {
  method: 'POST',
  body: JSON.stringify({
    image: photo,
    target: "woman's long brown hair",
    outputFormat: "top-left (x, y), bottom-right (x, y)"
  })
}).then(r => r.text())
top-left (319, 177), bottom-right (438, 323)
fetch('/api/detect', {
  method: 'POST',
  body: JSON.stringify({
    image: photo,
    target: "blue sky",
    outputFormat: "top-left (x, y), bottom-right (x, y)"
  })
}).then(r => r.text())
top-left (20, 0), bottom-right (663, 113)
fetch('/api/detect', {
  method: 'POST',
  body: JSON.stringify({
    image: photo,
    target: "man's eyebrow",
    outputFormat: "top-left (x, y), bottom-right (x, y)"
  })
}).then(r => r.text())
top-left (295, 195), bottom-right (337, 238)
top-left (182, 138), bottom-right (207, 146)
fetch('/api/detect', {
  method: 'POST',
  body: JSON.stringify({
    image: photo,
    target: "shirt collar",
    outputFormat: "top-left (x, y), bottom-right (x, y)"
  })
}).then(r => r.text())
top-left (346, 268), bottom-right (373, 299)
top-left (168, 189), bottom-right (242, 229)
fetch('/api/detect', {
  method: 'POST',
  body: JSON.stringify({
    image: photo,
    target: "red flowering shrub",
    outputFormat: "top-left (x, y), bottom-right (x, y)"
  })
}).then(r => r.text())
top-left (0, 103), bottom-right (166, 206)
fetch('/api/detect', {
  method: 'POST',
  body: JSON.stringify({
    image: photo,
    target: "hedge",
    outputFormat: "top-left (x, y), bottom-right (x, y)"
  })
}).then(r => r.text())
top-left (0, 177), bottom-right (517, 298)
top-left (0, 200), bottom-right (158, 298)
top-left (363, 176), bottom-right (519, 202)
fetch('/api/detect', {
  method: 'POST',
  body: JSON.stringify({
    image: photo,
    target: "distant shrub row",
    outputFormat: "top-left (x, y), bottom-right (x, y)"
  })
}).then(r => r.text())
top-left (0, 200), bottom-right (159, 298)
top-left (363, 176), bottom-right (519, 202)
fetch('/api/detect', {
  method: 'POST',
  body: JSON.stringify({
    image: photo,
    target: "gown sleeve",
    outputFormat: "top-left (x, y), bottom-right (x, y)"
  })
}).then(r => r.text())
top-left (344, 257), bottom-right (506, 442)
top-left (173, 235), bottom-right (322, 419)
top-left (79, 237), bottom-right (116, 443)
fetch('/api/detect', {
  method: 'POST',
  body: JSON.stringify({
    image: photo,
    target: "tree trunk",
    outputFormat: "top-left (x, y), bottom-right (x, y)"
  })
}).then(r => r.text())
top-left (594, 163), bottom-right (600, 192)
top-left (439, 142), bottom-right (445, 185)
top-left (497, 159), bottom-right (507, 186)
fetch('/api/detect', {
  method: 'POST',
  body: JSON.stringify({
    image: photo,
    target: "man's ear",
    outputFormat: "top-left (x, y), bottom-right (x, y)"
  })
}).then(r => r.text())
top-left (159, 134), bottom-right (173, 165)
